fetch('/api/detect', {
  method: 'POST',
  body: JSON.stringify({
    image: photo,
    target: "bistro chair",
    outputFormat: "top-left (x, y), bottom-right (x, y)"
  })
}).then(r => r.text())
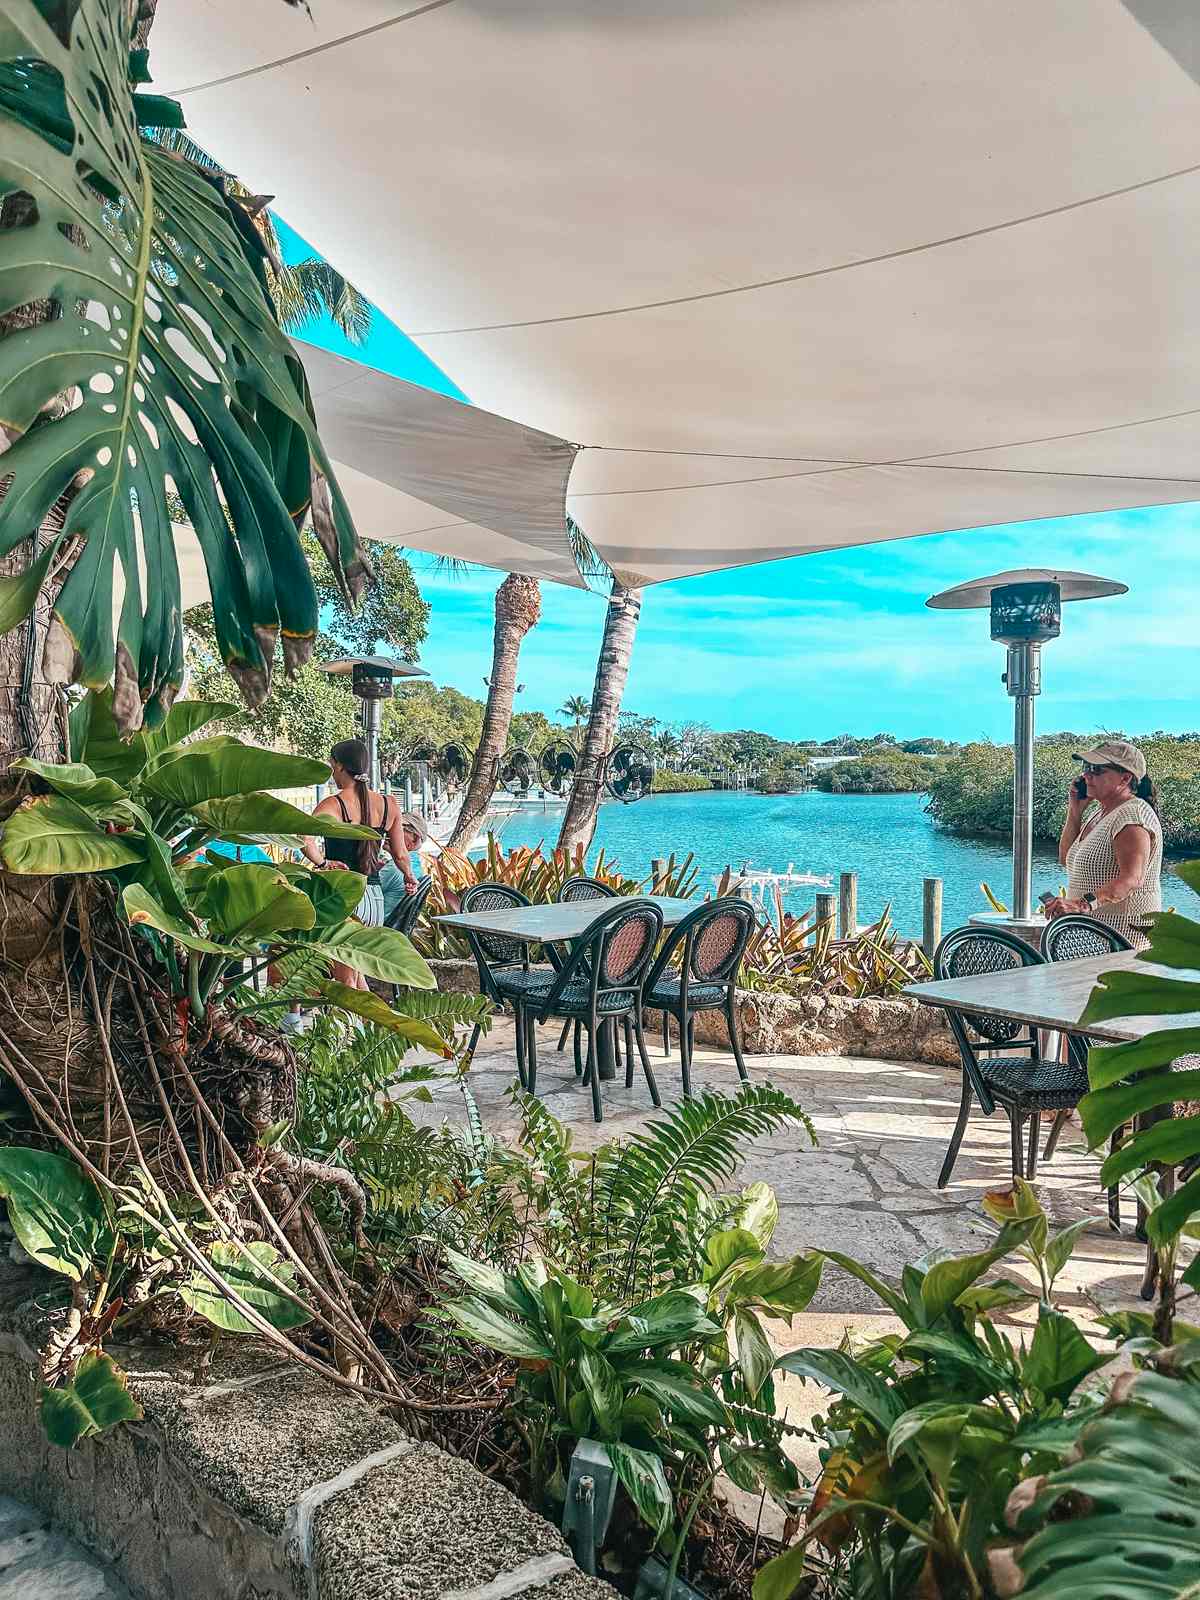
top-left (642, 899), bottom-right (756, 1096)
top-left (1040, 915), bottom-right (1133, 1230)
top-left (457, 883), bottom-right (549, 1084)
top-left (385, 874), bottom-right (433, 939)
top-left (552, 876), bottom-right (620, 1065)
top-left (491, 899), bottom-right (663, 1122)
top-left (933, 926), bottom-right (1089, 1187)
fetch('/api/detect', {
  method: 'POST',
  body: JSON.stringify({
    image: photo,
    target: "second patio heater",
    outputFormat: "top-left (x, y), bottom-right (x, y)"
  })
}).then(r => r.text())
top-left (319, 656), bottom-right (427, 788)
top-left (926, 569), bottom-right (1126, 922)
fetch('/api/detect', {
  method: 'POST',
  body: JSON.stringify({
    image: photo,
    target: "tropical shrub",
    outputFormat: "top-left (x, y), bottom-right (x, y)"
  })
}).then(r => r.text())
top-left (996, 1366), bottom-right (1200, 1598)
top-left (433, 1085), bottom-right (815, 1586)
top-left (755, 1182), bottom-right (1112, 1600)
top-left (652, 771), bottom-right (714, 793)
top-left (1076, 864), bottom-right (1200, 1337)
top-left (732, 895), bottom-right (931, 1000)
top-left (0, 693), bottom-right (483, 1439)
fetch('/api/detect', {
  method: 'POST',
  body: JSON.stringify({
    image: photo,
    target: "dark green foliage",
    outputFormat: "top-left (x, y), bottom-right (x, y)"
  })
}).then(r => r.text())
top-left (0, 0), bottom-right (363, 723)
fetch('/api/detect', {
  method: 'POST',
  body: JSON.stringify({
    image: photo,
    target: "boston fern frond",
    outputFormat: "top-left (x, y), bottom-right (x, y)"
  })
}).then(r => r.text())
top-left (0, 1), bottom-right (365, 727)
top-left (598, 1085), bottom-right (813, 1299)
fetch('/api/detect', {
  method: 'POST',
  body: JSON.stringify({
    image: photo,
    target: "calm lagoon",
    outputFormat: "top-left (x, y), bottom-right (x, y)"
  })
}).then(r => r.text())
top-left (494, 788), bottom-right (1200, 938)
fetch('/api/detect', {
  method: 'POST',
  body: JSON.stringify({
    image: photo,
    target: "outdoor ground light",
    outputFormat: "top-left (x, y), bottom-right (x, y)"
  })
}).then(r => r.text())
top-left (926, 568), bottom-right (1126, 921)
top-left (319, 655), bottom-right (427, 788)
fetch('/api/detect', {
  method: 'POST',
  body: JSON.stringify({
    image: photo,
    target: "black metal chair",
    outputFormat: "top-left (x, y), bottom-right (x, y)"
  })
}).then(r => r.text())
top-left (642, 899), bottom-right (756, 1096)
top-left (458, 883), bottom-right (550, 1083)
top-left (552, 876), bottom-right (620, 1065)
top-left (1040, 915), bottom-right (1134, 1230)
top-left (933, 926), bottom-right (1089, 1187)
top-left (493, 899), bottom-right (663, 1122)
top-left (385, 874), bottom-right (433, 939)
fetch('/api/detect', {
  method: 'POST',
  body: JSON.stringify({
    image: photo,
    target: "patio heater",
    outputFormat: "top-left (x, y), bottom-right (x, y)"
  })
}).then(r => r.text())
top-left (926, 569), bottom-right (1126, 924)
top-left (319, 656), bottom-right (427, 789)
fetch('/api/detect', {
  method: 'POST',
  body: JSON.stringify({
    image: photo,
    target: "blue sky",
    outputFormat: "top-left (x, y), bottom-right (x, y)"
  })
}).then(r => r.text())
top-left (279, 219), bottom-right (1200, 746)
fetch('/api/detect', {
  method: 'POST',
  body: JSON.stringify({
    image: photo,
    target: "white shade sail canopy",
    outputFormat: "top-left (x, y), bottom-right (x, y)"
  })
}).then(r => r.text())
top-left (158, 0), bottom-right (1200, 594)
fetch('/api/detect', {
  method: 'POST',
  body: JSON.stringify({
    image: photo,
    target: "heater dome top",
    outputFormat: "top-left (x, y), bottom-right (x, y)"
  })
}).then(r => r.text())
top-left (318, 655), bottom-right (428, 678)
top-left (925, 569), bottom-right (1126, 611)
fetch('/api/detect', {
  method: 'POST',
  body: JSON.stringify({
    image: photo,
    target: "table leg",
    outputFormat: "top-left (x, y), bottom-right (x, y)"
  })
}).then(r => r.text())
top-left (597, 1018), bottom-right (617, 1081)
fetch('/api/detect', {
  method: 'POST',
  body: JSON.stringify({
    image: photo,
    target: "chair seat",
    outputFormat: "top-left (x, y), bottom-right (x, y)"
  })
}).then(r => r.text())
top-left (493, 968), bottom-right (637, 1016)
top-left (979, 1056), bottom-right (1090, 1108)
top-left (645, 974), bottom-right (728, 1009)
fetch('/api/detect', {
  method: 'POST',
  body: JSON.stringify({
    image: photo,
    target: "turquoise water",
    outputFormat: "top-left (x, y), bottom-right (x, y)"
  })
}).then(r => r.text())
top-left (493, 789), bottom-right (1200, 938)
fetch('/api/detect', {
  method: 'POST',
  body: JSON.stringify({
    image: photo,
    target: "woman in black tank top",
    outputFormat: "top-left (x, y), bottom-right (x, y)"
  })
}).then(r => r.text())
top-left (302, 739), bottom-right (418, 988)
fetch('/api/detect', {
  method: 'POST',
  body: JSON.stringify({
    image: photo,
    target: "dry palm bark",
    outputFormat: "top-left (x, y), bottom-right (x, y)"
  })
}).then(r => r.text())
top-left (446, 574), bottom-right (542, 850)
top-left (557, 581), bottom-right (643, 852)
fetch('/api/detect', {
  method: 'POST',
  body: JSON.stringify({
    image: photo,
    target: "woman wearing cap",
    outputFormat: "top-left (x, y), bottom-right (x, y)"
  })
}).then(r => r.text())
top-left (1043, 740), bottom-right (1162, 947)
top-left (302, 739), bottom-right (419, 986)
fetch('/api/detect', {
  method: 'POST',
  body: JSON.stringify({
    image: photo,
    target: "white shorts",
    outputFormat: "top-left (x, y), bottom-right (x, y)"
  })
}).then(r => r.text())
top-left (355, 884), bottom-right (385, 928)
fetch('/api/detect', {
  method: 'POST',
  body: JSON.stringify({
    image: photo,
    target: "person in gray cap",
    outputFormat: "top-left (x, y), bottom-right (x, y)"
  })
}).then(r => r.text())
top-left (1043, 739), bottom-right (1161, 947)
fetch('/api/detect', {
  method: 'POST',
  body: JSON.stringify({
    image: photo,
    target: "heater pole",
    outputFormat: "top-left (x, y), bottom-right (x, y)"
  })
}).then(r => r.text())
top-left (1009, 643), bottom-right (1038, 920)
top-left (362, 698), bottom-right (382, 790)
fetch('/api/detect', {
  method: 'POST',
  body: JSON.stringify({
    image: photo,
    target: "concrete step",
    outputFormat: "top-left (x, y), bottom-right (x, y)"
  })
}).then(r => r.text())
top-left (0, 1497), bottom-right (127, 1600)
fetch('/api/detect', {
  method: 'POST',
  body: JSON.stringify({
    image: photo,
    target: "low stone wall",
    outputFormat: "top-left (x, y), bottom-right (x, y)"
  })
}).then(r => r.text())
top-left (429, 959), bottom-right (957, 1066)
top-left (0, 1260), bottom-right (610, 1600)
top-left (685, 988), bottom-right (957, 1065)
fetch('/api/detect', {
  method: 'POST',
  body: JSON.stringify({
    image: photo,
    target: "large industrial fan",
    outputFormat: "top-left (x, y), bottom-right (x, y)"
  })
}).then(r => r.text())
top-left (605, 744), bottom-right (656, 803)
top-left (434, 741), bottom-right (472, 790)
top-left (498, 746), bottom-right (536, 795)
top-left (538, 742), bottom-right (578, 796)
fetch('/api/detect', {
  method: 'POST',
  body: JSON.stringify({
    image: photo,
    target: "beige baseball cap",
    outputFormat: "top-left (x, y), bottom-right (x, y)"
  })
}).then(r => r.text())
top-left (398, 811), bottom-right (431, 844)
top-left (1073, 739), bottom-right (1147, 780)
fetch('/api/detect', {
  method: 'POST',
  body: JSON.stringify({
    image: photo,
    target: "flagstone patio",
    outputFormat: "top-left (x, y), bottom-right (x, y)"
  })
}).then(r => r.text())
top-left (408, 1017), bottom-right (1158, 1324)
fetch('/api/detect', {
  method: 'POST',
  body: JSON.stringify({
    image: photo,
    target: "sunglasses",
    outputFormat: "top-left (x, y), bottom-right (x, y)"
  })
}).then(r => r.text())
top-left (1081, 762), bottom-right (1123, 776)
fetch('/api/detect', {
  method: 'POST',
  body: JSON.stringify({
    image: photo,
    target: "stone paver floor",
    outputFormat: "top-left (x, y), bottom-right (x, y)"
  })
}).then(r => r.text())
top-left (0, 1497), bottom-right (127, 1600)
top-left (407, 1016), bottom-right (1159, 1328)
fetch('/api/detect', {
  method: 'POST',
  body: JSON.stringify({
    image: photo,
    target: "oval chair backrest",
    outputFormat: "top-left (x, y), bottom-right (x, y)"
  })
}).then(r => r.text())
top-left (933, 926), bottom-right (1044, 1046)
top-left (1040, 914), bottom-right (1132, 963)
top-left (459, 883), bottom-right (530, 966)
top-left (558, 876), bottom-right (619, 903)
top-left (686, 900), bottom-right (755, 983)
top-left (593, 901), bottom-right (663, 990)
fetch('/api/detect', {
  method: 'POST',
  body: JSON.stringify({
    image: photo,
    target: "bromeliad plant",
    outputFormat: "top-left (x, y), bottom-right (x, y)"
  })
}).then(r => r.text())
top-left (755, 1182), bottom-right (1113, 1600)
top-left (414, 840), bottom-right (639, 959)
top-left (0, 0), bottom-right (365, 722)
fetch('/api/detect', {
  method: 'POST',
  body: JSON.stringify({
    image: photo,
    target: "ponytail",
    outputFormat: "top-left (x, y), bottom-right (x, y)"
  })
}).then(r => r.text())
top-left (1135, 773), bottom-right (1159, 812)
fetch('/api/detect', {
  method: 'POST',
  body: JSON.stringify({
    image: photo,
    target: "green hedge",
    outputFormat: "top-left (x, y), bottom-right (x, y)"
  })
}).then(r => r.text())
top-left (651, 770), bottom-right (714, 793)
top-left (813, 752), bottom-right (943, 794)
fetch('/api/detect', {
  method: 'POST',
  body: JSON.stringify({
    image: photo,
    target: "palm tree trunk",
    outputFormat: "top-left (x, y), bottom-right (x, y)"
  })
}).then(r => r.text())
top-left (557, 582), bottom-right (643, 853)
top-left (446, 574), bottom-right (541, 851)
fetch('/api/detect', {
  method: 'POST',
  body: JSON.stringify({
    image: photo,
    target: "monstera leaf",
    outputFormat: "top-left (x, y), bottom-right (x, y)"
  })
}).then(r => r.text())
top-left (0, 0), bottom-right (366, 729)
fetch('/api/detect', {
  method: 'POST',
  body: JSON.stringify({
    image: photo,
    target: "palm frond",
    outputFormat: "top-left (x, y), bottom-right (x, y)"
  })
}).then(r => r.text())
top-left (566, 514), bottom-right (613, 587)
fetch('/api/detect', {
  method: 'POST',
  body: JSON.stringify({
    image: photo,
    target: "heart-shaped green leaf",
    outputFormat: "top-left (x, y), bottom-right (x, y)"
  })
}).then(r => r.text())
top-left (0, 792), bottom-right (144, 875)
top-left (0, 1147), bottom-right (110, 1280)
top-left (39, 1353), bottom-right (142, 1447)
top-left (0, 2), bottom-right (364, 722)
top-left (179, 1241), bottom-right (311, 1334)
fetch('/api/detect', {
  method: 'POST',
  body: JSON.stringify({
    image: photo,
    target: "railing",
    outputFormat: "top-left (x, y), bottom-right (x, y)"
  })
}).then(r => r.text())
top-left (713, 865), bottom-right (944, 955)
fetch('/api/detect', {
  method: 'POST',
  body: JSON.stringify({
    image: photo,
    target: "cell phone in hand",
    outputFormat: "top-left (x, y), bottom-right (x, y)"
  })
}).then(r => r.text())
top-left (1073, 777), bottom-right (1088, 801)
top-left (1038, 891), bottom-right (1056, 907)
